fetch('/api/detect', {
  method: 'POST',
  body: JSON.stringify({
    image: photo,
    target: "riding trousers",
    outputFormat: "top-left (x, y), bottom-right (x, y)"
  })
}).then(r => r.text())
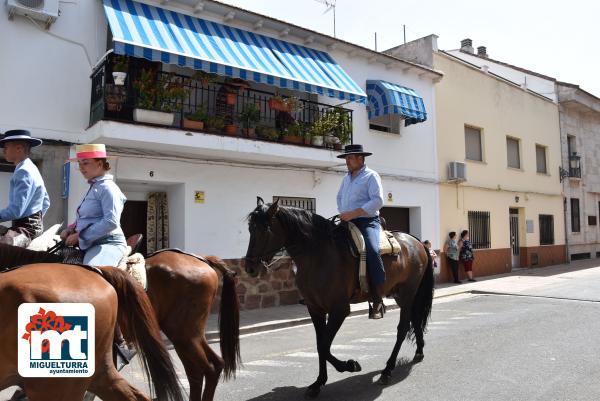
top-left (0, 211), bottom-right (43, 247)
top-left (83, 233), bottom-right (127, 266)
top-left (351, 216), bottom-right (385, 287)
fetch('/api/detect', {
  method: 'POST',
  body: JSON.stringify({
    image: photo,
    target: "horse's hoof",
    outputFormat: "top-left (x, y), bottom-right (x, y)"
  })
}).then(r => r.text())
top-left (304, 385), bottom-right (321, 399)
top-left (347, 359), bottom-right (362, 372)
top-left (377, 371), bottom-right (391, 385)
top-left (413, 353), bottom-right (424, 363)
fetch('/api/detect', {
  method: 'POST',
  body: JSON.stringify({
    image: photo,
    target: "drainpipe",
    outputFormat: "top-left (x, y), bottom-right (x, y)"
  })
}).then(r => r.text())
top-left (563, 196), bottom-right (569, 264)
top-left (558, 101), bottom-right (570, 264)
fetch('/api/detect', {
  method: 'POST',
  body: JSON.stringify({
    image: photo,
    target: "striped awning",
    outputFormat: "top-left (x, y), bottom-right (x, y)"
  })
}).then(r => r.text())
top-left (103, 0), bottom-right (366, 103)
top-left (366, 80), bottom-right (427, 126)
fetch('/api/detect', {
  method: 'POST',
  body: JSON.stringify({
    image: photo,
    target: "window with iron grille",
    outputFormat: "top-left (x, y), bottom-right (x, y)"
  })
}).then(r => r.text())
top-left (571, 198), bottom-right (580, 232)
top-left (468, 211), bottom-right (491, 249)
top-left (539, 215), bottom-right (554, 245)
top-left (273, 196), bottom-right (316, 213)
top-left (588, 216), bottom-right (597, 226)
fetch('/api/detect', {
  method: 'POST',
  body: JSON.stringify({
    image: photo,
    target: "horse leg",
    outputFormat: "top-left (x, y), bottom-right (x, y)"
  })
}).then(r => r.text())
top-left (200, 338), bottom-right (225, 401)
top-left (306, 308), bottom-right (329, 399)
top-left (23, 379), bottom-right (88, 401)
top-left (88, 366), bottom-right (151, 401)
top-left (378, 299), bottom-right (412, 385)
top-left (169, 336), bottom-right (206, 401)
top-left (323, 306), bottom-right (361, 374)
top-left (412, 313), bottom-right (425, 362)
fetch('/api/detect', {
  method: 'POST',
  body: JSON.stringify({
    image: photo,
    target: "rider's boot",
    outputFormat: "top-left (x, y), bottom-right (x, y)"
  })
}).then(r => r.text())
top-left (369, 284), bottom-right (386, 319)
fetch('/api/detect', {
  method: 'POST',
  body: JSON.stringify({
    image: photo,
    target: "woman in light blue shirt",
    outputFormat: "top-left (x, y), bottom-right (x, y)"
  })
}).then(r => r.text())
top-left (60, 144), bottom-right (127, 266)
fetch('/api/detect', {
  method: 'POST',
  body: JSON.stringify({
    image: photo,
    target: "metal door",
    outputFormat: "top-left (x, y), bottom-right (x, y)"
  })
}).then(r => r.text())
top-left (509, 208), bottom-right (520, 269)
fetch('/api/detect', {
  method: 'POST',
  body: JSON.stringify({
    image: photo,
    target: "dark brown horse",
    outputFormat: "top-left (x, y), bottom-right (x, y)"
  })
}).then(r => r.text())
top-left (0, 244), bottom-right (240, 401)
top-left (0, 261), bottom-right (183, 401)
top-left (245, 198), bottom-right (434, 398)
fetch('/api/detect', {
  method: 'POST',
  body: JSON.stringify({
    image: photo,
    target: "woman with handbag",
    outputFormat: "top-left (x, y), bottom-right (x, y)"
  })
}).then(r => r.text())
top-left (60, 144), bottom-right (127, 266)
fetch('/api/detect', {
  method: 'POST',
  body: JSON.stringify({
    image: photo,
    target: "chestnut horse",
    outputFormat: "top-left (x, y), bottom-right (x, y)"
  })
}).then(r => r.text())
top-left (0, 244), bottom-right (240, 401)
top-left (0, 261), bottom-right (183, 401)
top-left (245, 199), bottom-right (434, 398)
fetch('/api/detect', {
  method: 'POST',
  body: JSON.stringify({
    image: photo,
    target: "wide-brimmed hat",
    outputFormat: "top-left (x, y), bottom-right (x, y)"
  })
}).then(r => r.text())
top-left (336, 144), bottom-right (372, 158)
top-left (68, 144), bottom-right (116, 161)
top-left (0, 130), bottom-right (43, 148)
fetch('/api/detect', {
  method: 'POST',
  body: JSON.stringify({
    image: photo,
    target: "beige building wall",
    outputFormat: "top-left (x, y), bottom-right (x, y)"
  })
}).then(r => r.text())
top-left (434, 52), bottom-right (566, 280)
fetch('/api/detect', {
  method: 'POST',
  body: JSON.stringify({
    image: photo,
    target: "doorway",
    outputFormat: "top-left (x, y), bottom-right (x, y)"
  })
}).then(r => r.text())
top-left (121, 200), bottom-right (148, 256)
top-left (509, 208), bottom-right (520, 269)
top-left (380, 207), bottom-right (410, 232)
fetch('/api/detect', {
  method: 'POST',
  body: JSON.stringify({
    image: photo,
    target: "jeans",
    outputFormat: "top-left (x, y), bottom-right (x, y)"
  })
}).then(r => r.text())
top-left (352, 216), bottom-right (385, 287)
top-left (83, 234), bottom-right (127, 267)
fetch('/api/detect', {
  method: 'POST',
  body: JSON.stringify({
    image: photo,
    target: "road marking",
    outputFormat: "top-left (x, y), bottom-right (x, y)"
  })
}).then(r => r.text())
top-left (352, 338), bottom-right (383, 343)
top-left (450, 316), bottom-right (469, 320)
top-left (331, 344), bottom-right (367, 350)
top-left (245, 359), bottom-right (304, 367)
top-left (236, 369), bottom-right (267, 378)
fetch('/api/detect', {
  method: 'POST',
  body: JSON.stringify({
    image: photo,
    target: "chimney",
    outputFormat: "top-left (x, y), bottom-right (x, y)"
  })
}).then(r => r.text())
top-left (460, 38), bottom-right (474, 54)
top-left (477, 46), bottom-right (488, 58)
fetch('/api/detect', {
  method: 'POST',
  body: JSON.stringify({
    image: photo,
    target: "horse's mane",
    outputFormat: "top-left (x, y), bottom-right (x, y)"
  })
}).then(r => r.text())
top-left (249, 204), bottom-right (350, 248)
top-left (0, 243), bottom-right (60, 270)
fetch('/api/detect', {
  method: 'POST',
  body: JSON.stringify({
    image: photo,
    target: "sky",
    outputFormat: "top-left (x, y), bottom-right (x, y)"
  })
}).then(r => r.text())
top-left (220, 0), bottom-right (600, 97)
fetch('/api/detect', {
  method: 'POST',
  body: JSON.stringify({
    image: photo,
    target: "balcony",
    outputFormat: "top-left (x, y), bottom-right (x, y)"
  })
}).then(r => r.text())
top-left (89, 56), bottom-right (353, 155)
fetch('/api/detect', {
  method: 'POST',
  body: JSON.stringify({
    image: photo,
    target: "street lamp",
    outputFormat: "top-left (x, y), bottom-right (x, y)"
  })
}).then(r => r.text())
top-left (560, 152), bottom-right (582, 182)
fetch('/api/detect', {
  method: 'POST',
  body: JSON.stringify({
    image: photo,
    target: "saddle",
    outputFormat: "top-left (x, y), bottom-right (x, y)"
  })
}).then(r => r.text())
top-left (346, 222), bottom-right (402, 293)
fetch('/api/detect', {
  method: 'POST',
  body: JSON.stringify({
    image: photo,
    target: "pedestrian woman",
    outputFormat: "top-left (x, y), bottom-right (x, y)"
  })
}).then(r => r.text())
top-left (60, 144), bottom-right (127, 266)
top-left (443, 231), bottom-right (461, 284)
top-left (459, 229), bottom-right (476, 282)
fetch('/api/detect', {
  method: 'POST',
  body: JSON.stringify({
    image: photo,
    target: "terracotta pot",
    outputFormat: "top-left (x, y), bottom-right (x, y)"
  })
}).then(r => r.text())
top-left (334, 143), bottom-right (343, 150)
top-left (268, 99), bottom-right (285, 111)
top-left (282, 135), bottom-right (303, 144)
top-left (304, 137), bottom-right (312, 145)
top-left (243, 128), bottom-right (256, 138)
top-left (106, 99), bottom-right (122, 112)
top-left (226, 93), bottom-right (237, 105)
top-left (183, 119), bottom-right (204, 130)
top-left (224, 124), bottom-right (238, 135)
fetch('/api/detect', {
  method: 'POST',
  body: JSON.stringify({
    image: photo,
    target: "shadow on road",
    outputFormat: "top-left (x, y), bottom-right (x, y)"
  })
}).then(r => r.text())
top-left (246, 357), bottom-right (417, 401)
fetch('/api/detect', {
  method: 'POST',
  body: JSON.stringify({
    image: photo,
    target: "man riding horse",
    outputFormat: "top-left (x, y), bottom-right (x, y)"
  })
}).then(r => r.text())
top-left (336, 144), bottom-right (386, 319)
top-left (0, 130), bottom-right (49, 248)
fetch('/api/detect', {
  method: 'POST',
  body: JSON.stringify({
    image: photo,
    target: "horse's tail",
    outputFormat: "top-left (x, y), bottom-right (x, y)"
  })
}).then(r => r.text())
top-left (98, 266), bottom-right (184, 401)
top-left (410, 244), bottom-right (434, 336)
top-left (204, 255), bottom-right (241, 380)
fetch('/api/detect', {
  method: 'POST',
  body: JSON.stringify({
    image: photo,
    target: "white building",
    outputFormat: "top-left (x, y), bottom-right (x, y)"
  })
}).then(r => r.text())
top-left (447, 38), bottom-right (600, 262)
top-left (1, 0), bottom-right (442, 308)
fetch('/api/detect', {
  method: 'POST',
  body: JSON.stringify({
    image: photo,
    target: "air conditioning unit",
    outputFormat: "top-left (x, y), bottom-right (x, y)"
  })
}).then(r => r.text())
top-left (448, 161), bottom-right (467, 182)
top-left (7, 0), bottom-right (59, 29)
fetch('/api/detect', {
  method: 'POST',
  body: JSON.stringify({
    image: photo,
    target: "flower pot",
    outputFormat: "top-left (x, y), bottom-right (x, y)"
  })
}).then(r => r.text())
top-left (304, 136), bottom-right (312, 145)
top-left (183, 118), bottom-right (204, 131)
top-left (133, 109), bottom-right (175, 126)
top-left (334, 143), bottom-right (343, 150)
top-left (226, 93), bottom-right (237, 105)
top-left (112, 72), bottom-right (127, 86)
top-left (268, 99), bottom-right (285, 111)
top-left (243, 128), bottom-right (256, 138)
top-left (224, 124), bottom-right (238, 136)
top-left (282, 135), bottom-right (303, 144)
top-left (311, 135), bottom-right (324, 147)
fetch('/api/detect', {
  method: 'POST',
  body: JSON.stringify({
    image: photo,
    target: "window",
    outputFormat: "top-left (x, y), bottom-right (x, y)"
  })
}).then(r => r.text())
top-left (507, 137), bottom-right (521, 169)
top-left (539, 215), bottom-right (554, 245)
top-left (369, 114), bottom-right (400, 134)
top-left (588, 216), bottom-right (597, 226)
top-left (468, 211), bottom-right (491, 249)
top-left (536, 145), bottom-right (547, 174)
top-left (571, 198), bottom-right (580, 232)
top-left (567, 135), bottom-right (577, 157)
top-left (273, 196), bottom-right (316, 213)
top-left (465, 126), bottom-right (483, 161)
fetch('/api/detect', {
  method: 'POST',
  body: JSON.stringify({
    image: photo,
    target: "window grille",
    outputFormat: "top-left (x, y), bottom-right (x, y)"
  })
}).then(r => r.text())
top-left (468, 211), bottom-right (491, 249)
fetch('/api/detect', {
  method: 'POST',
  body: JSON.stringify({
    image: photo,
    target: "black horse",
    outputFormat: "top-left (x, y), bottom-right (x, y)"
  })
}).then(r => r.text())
top-left (245, 198), bottom-right (434, 398)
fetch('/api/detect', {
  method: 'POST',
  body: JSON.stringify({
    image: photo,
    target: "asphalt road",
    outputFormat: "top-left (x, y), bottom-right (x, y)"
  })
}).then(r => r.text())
top-left (3, 266), bottom-right (600, 401)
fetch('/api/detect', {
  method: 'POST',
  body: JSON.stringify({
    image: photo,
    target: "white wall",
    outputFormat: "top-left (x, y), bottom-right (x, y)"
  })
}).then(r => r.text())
top-left (0, 172), bottom-right (11, 228)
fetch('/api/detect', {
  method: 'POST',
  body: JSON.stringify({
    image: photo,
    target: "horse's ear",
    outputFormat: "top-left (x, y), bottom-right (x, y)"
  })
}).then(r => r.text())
top-left (257, 196), bottom-right (265, 206)
top-left (267, 198), bottom-right (279, 219)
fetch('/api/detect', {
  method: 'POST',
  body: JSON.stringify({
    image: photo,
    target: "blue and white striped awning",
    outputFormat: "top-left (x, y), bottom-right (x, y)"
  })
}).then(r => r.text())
top-left (366, 80), bottom-right (427, 126)
top-left (103, 0), bottom-right (366, 103)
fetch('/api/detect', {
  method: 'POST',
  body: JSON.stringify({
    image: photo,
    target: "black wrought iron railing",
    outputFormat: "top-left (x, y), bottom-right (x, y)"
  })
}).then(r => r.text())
top-left (90, 55), bottom-right (353, 149)
top-left (467, 210), bottom-right (491, 249)
top-left (569, 167), bottom-right (581, 179)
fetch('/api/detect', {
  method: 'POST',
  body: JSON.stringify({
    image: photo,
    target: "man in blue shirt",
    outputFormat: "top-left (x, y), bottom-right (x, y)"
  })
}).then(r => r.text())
top-left (336, 144), bottom-right (386, 319)
top-left (0, 130), bottom-right (50, 247)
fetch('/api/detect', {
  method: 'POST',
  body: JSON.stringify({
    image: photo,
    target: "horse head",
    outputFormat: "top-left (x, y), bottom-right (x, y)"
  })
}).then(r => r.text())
top-left (245, 197), bottom-right (286, 277)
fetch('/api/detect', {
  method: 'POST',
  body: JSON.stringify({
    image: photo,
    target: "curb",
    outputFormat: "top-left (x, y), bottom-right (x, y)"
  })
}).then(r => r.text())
top-left (205, 288), bottom-right (472, 343)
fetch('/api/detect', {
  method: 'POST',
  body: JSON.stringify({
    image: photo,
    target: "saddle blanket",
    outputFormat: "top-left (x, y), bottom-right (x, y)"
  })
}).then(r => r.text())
top-left (347, 222), bottom-right (402, 293)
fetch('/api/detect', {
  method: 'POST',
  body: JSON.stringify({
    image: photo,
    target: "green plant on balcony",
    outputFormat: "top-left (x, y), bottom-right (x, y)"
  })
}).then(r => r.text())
top-left (192, 70), bottom-right (219, 87)
top-left (111, 55), bottom-right (129, 86)
top-left (329, 107), bottom-right (352, 146)
top-left (256, 125), bottom-right (279, 141)
top-left (239, 104), bottom-right (261, 137)
top-left (183, 105), bottom-right (207, 130)
top-left (282, 122), bottom-right (304, 144)
top-left (204, 115), bottom-right (225, 132)
top-left (134, 69), bottom-right (187, 113)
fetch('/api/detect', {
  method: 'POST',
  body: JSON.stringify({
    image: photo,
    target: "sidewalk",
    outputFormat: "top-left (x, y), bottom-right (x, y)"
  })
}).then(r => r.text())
top-left (205, 258), bottom-right (600, 342)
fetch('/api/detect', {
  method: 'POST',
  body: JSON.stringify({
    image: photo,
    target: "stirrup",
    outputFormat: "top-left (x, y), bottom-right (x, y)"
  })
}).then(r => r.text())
top-left (114, 342), bottom-right (137, 371)
top-left (369, 301), bottom-right (386, 319)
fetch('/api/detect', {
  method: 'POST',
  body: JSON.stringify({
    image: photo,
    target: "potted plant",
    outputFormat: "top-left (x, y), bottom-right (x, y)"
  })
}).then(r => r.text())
top-left (330, 107), bottom-right (352, 148)
top-left (239, 104), bottom-right (261, 138)
top-left (112, 55), bottom-right (129, 86)
top-left (282, 96), bottom-right (301, 113)
top-left (309, 114), bottom-right (335, 147)
top-left (193, 70), bottom-right (219, 87)
top-left (105, 92), bottom-right (125, 112)
top-left (223, 116), bottom-right (238, 136)
top-left (133, 70), bottom-right (187, 125)
top-left (281, 122), bottom-right (303, 144)
top-left (268, 94), bottom-right (285, 112)
top-left (183, 106), bottom-right (207, 130)
top-left (256, 126), bottom-right (279, 141)
top-left (204, 115), bottom-right (225, 132)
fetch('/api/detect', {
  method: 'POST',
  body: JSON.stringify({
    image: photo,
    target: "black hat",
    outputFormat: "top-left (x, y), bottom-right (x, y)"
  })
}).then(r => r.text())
top-left (0, 130), bottom-right (43, 148)
top-left (336, 144), bottom-right (372, 158)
